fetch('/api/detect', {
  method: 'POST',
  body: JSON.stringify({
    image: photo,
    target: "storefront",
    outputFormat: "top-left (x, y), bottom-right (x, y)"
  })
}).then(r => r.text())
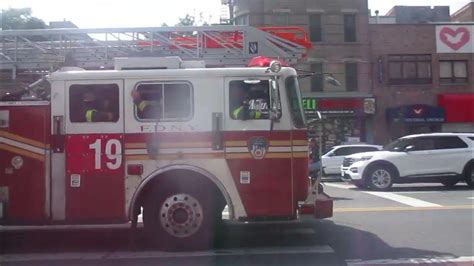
top-left (385, 104), bottom-right (445, 140)
top-left (438, 94), bottom-right (474, 132)
top-left (303, 97), bottom-right (375, 152)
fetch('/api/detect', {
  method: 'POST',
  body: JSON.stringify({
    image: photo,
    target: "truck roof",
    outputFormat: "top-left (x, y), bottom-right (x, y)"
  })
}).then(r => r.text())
top-left (48, 67), bottom-right (297, 81)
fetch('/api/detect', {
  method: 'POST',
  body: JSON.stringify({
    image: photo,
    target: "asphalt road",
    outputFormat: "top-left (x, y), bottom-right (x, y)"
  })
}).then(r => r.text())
top-left (1, 181), bottom-right (473, 266)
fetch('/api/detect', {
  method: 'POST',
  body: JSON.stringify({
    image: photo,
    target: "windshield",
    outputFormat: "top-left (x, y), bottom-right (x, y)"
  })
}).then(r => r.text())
top-left (285, 76), bottom-right (306, 128)
top-left (383, 138), bottom-right (412, 151)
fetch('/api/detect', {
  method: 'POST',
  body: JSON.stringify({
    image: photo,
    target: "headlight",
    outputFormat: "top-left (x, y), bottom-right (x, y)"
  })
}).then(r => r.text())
top-left (269, 60), bottom-right (282, 73)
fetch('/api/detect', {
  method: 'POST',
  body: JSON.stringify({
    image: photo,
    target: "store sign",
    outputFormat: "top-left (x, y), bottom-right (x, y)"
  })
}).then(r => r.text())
top-left (386, 105), bottom-right (445, 123)
top-left (436, 25), bottom-right (474, 53)
top-left (303, 98), bottom-right (375, 116)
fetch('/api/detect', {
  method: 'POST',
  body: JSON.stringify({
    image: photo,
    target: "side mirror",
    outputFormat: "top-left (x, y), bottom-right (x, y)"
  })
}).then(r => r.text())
top-left (327, 152), bottom-right (335, 157)
top-left (404, 145), bottom-right (415, 152)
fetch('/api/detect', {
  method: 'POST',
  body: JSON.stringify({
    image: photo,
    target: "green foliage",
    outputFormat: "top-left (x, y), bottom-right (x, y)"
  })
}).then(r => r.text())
top-left (0, 7), bottom-right (47, 30)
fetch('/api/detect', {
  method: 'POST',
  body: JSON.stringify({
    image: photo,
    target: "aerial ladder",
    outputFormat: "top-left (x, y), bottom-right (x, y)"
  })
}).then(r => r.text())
top-left (0, 26), bottom-right (312, 79)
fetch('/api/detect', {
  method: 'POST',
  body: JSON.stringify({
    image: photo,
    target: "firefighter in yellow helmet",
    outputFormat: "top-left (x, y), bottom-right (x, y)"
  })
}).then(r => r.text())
top-left (81, 91), bottom-right (114, 122)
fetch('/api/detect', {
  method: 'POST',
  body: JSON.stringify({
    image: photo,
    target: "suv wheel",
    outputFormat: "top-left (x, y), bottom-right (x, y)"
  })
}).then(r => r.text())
top-left (465, 164), bottom-right (474, 188)
top-left (367, 166), bottom-right (394, 191)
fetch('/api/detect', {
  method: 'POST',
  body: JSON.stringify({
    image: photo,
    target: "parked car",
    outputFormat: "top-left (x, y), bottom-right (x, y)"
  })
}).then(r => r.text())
top-left (321, 144), bottom-right (382, 176)
top-left (341, 133), bottom-right (474, 190)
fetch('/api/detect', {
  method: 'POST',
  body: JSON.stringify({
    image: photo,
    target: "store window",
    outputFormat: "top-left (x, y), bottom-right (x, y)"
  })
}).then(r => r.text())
top-left (388, 55), bottom-right (432, 85)
top-left (439, 61), bottom-right (468, 84)
top-left (343, 14), bottom-right (356, 42)
top-left (311, 117), bottom-right (364, 151)
top-left (311, 63), bottom-right (323, 92)
top-left (345, 63), bottom-right (358, 91)
top-left (69, 84), bottom-right (119, 123)
top-left (309, 14), bottom-right (322, 42)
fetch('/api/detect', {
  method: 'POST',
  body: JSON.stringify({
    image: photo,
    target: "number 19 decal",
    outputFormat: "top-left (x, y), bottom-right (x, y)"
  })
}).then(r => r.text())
top-left (89, 139), bottom-right (122, 170)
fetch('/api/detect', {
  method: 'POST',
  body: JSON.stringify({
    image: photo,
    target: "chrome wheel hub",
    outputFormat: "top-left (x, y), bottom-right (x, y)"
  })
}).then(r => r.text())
top-left (371, 169), bottom-right (391, 189)
top-left (160, 194), bottom-right (203, 238)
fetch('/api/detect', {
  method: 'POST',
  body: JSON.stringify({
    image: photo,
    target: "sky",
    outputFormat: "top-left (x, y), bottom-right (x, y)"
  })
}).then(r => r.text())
top-left (0, 0), bottom-right (470, 28)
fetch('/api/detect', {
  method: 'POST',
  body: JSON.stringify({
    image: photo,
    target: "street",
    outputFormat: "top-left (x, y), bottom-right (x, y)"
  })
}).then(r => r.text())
top-left (1, 181), bottom-right (473, 266)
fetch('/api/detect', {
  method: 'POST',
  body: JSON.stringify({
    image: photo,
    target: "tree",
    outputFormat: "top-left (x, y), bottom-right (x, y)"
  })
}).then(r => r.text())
top-left (0, 8), bottom-right (47, 30)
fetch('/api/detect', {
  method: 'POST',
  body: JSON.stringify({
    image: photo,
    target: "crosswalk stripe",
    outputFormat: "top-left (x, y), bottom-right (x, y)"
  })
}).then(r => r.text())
top-left (364, 191), bottom-right (442, 207)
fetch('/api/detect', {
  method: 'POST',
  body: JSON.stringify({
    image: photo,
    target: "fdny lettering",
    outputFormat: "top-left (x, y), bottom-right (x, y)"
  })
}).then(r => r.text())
top-left (140, 124), bottom-right (197, 132)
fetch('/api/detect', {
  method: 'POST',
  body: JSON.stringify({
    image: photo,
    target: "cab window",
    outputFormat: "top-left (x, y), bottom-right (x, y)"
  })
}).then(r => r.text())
top-left (69, 84), bottom-right (119, 123)
top-left (229, 80), bottom-right (271, 120)
top-left (134, 82), bottom-right (193, 121)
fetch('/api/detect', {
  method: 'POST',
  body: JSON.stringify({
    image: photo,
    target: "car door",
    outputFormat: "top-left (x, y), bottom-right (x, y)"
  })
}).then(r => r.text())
top-left (223, 77), bottom-right (293, 218)
top-left (434, 136), bottom-right (470, 174)
top-left (324, 147), bottom-right (353, 175)
top-left (395, 137), bottom-right (441, 177)
top-left (64, 80), bottom-right (125, 222)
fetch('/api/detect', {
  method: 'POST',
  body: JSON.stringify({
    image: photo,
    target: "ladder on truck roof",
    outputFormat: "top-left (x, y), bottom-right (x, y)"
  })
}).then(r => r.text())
top-left (0, 26), bottom-right (311, 77)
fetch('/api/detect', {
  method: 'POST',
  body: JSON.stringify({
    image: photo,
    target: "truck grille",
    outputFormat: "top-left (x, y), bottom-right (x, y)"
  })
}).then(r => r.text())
top-left (342, 158), bottom-right (355, 167)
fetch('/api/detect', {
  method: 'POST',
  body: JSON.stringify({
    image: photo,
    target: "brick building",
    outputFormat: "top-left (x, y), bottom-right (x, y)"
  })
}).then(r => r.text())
top-left (233, 0), bottom-right (375, 151)
top-left (452, 1), bottom-right (474, 22)
top-left (370, 5), bottom-right (474, 144)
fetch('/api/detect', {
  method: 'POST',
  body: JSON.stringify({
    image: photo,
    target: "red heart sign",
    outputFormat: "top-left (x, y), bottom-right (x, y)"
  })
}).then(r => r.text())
top-left (439, 27), bottom-right (471, 51)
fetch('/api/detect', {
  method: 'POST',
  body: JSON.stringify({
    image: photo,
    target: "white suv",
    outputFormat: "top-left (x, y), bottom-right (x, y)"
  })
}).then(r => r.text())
top-left (341, 133), bottom-right (474, 190)
top-left (322, 144), bottom-right (382, 175)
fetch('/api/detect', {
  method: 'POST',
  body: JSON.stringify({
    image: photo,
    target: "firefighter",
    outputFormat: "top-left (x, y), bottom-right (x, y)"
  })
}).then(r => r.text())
top-left (80, 91), bottom-right (114, 122)
top-left (231, 86), bottom-right (265, 120)
top-left (131, 88), bottom-right (162, 119)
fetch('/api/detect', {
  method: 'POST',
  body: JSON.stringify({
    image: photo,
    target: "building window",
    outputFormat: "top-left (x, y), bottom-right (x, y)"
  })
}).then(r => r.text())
top-left (345, 63), bottom-right (358, 91)
top-left (309, 14), bottom-right (322, 42)
top-left (310, 63), bottom-right (323, 92)
top-left (440, 61), bottom-right (468, 84)
top-left (388, 55), bottom-right (432, 85)
top-left (234, 14), bottom-right (249, 25)
top-left (343, 14), bottom-right (356, 42)
top-left (134, 82), bottom-right (193, 121)
top-left (69, 84), bottom-right (119, 123)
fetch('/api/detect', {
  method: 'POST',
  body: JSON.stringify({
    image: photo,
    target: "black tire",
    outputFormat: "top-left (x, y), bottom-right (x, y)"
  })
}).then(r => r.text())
top-left (441, 179), bottom-right (458, 188)
top-left (366, 165), bottom-right (395, 191)
top-left (143, 179), bottom-right (217, 251)
top-left (465, 164), bottom-right (474, 188)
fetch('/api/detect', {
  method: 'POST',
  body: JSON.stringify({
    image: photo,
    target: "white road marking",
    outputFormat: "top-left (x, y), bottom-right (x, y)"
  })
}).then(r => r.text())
top-left (0, 245), bottom-right (334, 262)
top-left (364, 192), bottom-right (442, 207)
top-left (324, 183), bottom-right (357, 189)
top-left (324, 183), bottom-right (442, 208)
top-left (346, 255), bottom-right (474, 265)
top-left (468, 197), bottom-right (474, 200)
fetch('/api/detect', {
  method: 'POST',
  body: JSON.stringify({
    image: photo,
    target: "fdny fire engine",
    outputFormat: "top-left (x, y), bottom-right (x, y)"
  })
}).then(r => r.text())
top-left (0, 26), bottom-right (332, 250)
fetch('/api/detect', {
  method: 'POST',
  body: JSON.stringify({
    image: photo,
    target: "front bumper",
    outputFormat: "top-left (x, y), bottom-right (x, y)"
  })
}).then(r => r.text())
top-left (341, 161), bottom-right (369, 182)
top-left (299, 192), bottom-right (333, 219)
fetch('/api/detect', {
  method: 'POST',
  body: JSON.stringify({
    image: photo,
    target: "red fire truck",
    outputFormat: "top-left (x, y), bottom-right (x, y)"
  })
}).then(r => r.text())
top-left (0, 27), bottom-right (332, 251)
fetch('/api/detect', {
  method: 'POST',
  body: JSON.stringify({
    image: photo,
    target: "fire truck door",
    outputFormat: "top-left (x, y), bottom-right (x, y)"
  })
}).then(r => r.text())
top-left (63, 80), bottom-right (125, 222)
top-left (223, 77), bottom-right (294, 218)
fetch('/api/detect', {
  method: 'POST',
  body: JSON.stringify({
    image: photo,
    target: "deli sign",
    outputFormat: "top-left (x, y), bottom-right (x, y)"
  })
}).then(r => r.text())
top-left (436, 25), bottom-right (473, 53)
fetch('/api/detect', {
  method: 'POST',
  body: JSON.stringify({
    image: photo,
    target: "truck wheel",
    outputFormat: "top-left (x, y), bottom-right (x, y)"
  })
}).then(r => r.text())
top-left (465, 165), bottom-right (474, 188)
top-left (367, 166), bottom-right (394, 191)
top-left (143, 181), bottom-right (216, 251)
top-left (441, 179), bottom-right (458, 188)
